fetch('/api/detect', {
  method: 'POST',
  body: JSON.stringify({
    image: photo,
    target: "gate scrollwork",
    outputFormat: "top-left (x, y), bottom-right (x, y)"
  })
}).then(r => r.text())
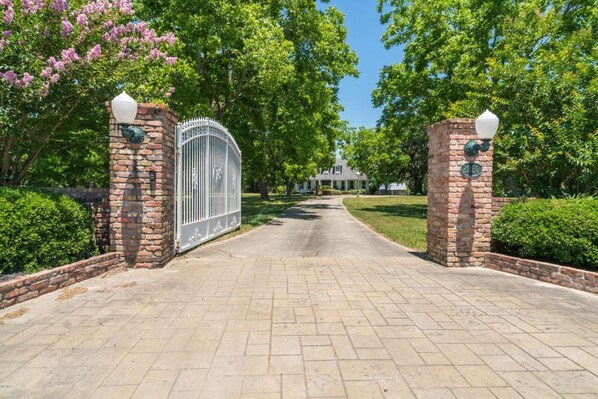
top-left (175, 117), bottom-right (242, 252)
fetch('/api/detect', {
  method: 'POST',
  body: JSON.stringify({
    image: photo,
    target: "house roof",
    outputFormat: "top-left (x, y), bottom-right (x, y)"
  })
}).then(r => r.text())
top-left (312, 159), bottom-right (368, 181)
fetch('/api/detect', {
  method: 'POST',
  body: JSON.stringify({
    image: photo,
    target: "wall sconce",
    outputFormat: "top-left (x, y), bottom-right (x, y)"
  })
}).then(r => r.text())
top-left (111, 92), bottom-right (144, 144)
top-left (464, 109), bottom-right (499, 156)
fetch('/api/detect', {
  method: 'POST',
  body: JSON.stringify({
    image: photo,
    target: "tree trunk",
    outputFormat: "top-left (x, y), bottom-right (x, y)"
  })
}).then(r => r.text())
top-left (286, 179), bottom-right (293, 196)
top-left (410, 175), bottom-right (425, 195)
top-left (258, 176), bottom-right (270, 201)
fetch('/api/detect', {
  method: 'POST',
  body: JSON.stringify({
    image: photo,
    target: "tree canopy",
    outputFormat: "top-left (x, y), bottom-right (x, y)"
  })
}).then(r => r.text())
top-left (375, 0), bottom-right (598, 197)
top-left (1, 0), bottom-right (357, 193)
top-left (139, 0), bottom-right (358, 199)
top-left (0, 0), bottom-right (176, 186)
top-left (340, 126), bottom-right (408, 191)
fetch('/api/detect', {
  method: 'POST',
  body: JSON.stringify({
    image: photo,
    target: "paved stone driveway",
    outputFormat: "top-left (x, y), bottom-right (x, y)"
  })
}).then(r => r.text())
top-left (1, 256), bottom-right (598, 398)
top-left (1, 197), bottom-right (598, 398)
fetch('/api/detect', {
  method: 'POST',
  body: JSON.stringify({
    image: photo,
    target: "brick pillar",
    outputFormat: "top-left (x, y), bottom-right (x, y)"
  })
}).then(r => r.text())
top-left (426, 119), bottom-right (493, 267)
top-left (108, 103), bottom-right (179, 268)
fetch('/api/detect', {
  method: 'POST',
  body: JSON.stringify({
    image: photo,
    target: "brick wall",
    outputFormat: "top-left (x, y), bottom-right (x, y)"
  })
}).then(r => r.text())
top-left (0, 252), bottom-right (125, 309)
top-left (108, 103), bottom-right (178, 268)
top-left (43, 187), bottom-right (110, 253)
top-left (427, 119), bottom-right (494, 267)
top-left (486, 253), bottom-right (598, 294)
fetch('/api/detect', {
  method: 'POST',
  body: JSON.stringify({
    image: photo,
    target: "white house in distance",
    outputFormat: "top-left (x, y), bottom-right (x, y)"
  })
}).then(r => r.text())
top-left (295, 159), bottom-right (369, 193)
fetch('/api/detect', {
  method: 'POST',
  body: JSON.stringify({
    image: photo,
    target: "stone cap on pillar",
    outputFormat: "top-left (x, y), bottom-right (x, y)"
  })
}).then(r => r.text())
top-left (106, 101), bottom-right (179, 122)
top-left (426, 118), bottom-right (475, 132)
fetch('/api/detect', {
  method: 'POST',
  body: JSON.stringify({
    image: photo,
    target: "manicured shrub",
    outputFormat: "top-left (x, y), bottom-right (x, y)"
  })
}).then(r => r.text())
top-left (492, 198), bottom-right (598, 269)
top-left (0, 188), bottom-right (98, 275)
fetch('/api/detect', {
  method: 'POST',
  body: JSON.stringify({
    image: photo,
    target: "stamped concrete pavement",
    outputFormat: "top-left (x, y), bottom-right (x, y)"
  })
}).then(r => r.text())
top-left (1, 197), bottom-right (598, 399)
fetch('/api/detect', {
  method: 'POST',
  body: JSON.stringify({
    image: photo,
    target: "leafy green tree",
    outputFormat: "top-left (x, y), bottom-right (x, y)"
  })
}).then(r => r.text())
top-left (341, 126), bottom-right (409, 191)
top-left (139, 0), bottom-right (358, 199)
top-left (376, 0), bottom-right (597, 197)
top-left (0, 0), bottom-right (176, 186)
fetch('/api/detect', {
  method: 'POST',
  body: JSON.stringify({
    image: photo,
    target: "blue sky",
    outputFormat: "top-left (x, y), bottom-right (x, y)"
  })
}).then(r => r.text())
top-left (318, 0), bottom-right (404, 129)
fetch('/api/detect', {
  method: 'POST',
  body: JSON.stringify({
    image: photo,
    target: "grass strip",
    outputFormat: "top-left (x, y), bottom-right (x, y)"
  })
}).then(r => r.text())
top-left (343, 196), bottom-right (427, 251)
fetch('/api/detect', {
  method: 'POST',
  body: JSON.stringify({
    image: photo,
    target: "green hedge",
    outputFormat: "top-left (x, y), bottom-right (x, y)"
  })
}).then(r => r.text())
top-left (492, 198), bottom-right (598, 269)
top-left (0, 188), bottom-right (98, 275)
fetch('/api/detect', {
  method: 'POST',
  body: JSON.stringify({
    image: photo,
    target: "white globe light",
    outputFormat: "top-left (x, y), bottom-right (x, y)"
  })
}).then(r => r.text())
top-left (111, 92), bottom-right (138, 125)
top-left (475, 109), bottom-right (499, 140)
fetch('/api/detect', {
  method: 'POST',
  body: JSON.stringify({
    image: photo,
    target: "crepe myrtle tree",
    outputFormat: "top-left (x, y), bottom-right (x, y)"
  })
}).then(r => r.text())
top-left (0, 0), bottom-right (177, 185)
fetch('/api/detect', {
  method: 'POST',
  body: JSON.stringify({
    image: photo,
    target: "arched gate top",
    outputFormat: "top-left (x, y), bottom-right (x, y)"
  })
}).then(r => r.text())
top-left (177, 117), bottom-right (241, 159)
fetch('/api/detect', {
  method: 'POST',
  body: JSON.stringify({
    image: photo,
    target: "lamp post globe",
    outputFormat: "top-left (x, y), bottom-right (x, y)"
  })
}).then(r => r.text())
top-left (475, 109), bottom-right (499, 140)
top-left (464, 109), bottom-right (499, 157)
top-left (111, 92), bottom-right (138, 124)
top-left (111, 92), bottom-right (144, 144)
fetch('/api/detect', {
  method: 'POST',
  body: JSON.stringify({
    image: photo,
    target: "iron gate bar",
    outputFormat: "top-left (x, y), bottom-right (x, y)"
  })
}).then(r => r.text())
top-left (175, 118), bottom-right (241, 253)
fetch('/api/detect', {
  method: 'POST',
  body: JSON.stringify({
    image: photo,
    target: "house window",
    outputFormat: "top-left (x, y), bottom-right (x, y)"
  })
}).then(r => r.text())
top-left (349, 181), bottom-right (355, 190)
top-left (361, 181), bottom-right (367, 189)
top-left (322, 170), bottom-right (329, 175)
top-left (334, 165), bottom-right (342, 175)
top-left (307, 180), bottom-right (312, 189)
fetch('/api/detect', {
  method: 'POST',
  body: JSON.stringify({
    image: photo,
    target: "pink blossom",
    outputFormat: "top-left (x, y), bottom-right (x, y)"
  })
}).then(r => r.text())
top-left (41, 67), bottom-right (52, 78)
top-left (20, 72), bottom-right (33, 88)
top-left (61, 48), bottom-right (80, 63)
top-left (76, 13), bottom-right (88, 26)
top-left (1, 70), bottom-right (18, 85)
top-left (61, 19), bottom-right (73, 36)
top-left (165, 57), bottom-right (177, 66)
top-left (54, 61), bottom-right (65, 71)
top-left (165, 86), bottom-right (175, 98)
top-left (3, 6), bottom-right (14, 24)
top-left (149, 48), bottom-right (161, 59)
top-left (51, 0), bottom-right (68, 13)
top-left (21, 0), bottom-right (45, 15)
top-left (50, 74), bottom-right (60, 84)
top-left (3, 30), bottom-right (11, 38)
top-left (163, 32), bottom-right (175, 46)
top-left (86, 44), bottom-right (102, 60)
top-left (48, 57), bottom-right (57, 68)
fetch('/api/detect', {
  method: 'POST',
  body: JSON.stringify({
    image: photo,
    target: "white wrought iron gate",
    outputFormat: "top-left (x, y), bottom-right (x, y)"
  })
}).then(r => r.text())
top-left (175, 118), bottom-right (241, 253)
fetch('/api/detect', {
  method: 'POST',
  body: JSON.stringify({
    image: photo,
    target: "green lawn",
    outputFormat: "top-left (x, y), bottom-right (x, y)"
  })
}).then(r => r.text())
top-left (213, 193), bottom-right (312, 242)
top-left (343, 196), bottom-right (428, 251)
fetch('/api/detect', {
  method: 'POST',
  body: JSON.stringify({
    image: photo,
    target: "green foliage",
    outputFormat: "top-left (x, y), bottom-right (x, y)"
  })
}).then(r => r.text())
top-left (0, 188), bottom-right (98, 275)
top-left (492, 198), bottom-right (598, 269)
top-left (322, 189), bottom-right (341, 195)
top-left (340, 126), bottom-right (409, 190)
top-left (0, 1), bottom-right (175, 186)
top-left (376, 0), bottom-right (598, 197)
top-left (138, 0), bottom-right (358, 199)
